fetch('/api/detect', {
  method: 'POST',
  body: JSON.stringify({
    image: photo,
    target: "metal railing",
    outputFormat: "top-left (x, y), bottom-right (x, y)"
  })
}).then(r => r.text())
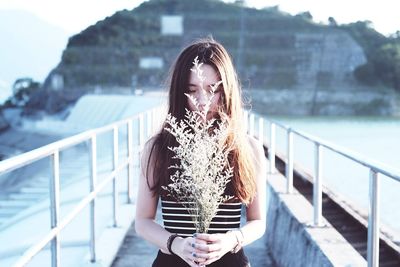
top-left (0, 106), bottom-right (163, 267)
top-left (2, 106), bottom-right (397, 267)
top-left (247, 112), bottom-right (400, 267)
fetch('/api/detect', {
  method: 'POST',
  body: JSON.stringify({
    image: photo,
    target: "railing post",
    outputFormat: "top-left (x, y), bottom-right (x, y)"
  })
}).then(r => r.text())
top-left (286, 128), bottom-right (294, 193)
top-left (249, 113), bottom-right (255, 137)
top-left (152, 108), bottom-right (158, 134)
top-left (127, 120), bottom-right (134, 204)
top-left (150, 108), bottom-right (154, 134)
top-left (314, 143), bottom-right (323, 226)
top-left (139, 113), bottom-right (144, 151)
top-left (368, 169), bottom-right (380, 267)
top-left (243, 110), bottom-right (249, 134)
top-left (147, 110), bottom-right (152, 138)
top-left (112, 126), bottom-right (119, 227)
top-left (88, 135), bottom-right (97, 262)
top-left (50, 150), bottom-right (60, 267)
top-left (269, 122), bottom-right (276, 173)
top-left (258, 117), bottom-right (264, 144)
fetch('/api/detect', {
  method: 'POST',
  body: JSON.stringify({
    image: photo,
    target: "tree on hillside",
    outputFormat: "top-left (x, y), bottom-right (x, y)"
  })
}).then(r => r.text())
top-left (328, 17), bottom-right (337, 27)
top-left (296, 11), bottom-right (313, 21)
top-left (374, 43), bottom-right (400, 90)
top-left (341, 21), bottom-right (386, 53)
top-left (341, 21), bottom-right (400, 91)
top-left (3, 78), bottom-right (40, 108)
top-left (355, 43), bottom-right (400, 91)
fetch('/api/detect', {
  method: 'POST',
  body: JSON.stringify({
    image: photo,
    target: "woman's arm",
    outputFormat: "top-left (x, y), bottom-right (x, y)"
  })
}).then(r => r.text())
top-left (134, 138), bottom-right (171, 252)
top-left (240, 135), bottom-right (267, 245)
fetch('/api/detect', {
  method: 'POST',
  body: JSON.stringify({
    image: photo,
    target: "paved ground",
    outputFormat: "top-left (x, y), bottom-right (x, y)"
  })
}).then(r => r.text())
top-left (111, 208), bottom-right (278, 267)
top-left (111, 221), bottom-right (159, 267)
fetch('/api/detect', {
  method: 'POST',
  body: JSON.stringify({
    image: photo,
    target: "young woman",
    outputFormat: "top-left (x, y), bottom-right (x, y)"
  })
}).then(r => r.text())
top-left (135, 38), bottom-right (267, 267)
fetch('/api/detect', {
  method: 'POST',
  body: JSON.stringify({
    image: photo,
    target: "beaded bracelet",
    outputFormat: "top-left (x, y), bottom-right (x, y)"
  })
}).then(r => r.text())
top-left (167, 234), bottom-right (179, 256)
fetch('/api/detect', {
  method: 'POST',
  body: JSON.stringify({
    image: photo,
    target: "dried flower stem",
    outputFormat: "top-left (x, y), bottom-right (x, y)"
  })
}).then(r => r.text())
top-left (163, 56), bottom-right (233, 233)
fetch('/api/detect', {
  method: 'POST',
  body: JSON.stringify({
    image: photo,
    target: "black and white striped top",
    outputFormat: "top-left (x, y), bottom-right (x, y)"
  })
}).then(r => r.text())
top-left (161, 197), bottom-right (242, 237)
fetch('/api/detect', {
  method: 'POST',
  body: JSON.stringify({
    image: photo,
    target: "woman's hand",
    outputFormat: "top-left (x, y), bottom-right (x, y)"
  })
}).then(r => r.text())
top-left (190, 232), bottom-right (237, 266)
top-left (171, 236), bottom-right (208, 267)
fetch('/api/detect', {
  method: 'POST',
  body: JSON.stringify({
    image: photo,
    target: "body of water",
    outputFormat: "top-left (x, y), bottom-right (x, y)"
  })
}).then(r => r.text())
top-left (265, 116), bottom-right (400, 236)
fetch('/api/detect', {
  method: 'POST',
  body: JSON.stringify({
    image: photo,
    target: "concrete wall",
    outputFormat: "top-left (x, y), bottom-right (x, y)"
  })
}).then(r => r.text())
top-left (249, 88), bottom-right (399, 116)
top-left (265, 171), bottom-right (366, 267)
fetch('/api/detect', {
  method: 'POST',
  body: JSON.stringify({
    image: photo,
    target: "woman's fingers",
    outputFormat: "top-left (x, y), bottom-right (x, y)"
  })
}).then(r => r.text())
top-left (192, 241), bottom-right (221, 252)
top-left (186, 251), bottom-right (214, 266)
top-left (201, 248), bottom-right (227, 266)
top-left (176, 237), bottom-right (205, 267)
top-left (172, 236), bottom-right (220, 267)
top-left (194, 233), bottom-right (220, 243)
top-left (192, 233), bottom-right (223, 253)
top-left (199, 251), bottom-right (222, 266)
top-left (189, 232), bottom-right (236, 265)
top-left (184, 252), bottom-right (208, 267)
top-left (186, 233), bottom-right (233, 265)
top-left (183, 252), bottom-right (199, 267)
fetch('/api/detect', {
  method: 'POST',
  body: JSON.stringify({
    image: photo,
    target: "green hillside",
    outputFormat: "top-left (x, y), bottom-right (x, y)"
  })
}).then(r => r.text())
top-left (340, 21), bottom-right (400, 90)
top-left (43, 0), bottom-right (398, 93)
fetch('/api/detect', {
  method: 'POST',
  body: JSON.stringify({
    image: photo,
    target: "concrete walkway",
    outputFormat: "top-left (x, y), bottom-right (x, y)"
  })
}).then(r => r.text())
top-left (111, 209), bottom-right (277, 267)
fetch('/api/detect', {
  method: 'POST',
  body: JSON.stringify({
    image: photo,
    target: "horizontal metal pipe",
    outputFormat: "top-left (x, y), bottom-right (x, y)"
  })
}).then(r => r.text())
top-left (13, 157), bottom-right (130, 266)
top-left (260, 116), bottom-right (400, 183)
top-left (8, 107), bottom-right (164, 266)
top-left (291, 128), bottom-right (400, 182)
top-left (0, 114), bottom-right (143, 175)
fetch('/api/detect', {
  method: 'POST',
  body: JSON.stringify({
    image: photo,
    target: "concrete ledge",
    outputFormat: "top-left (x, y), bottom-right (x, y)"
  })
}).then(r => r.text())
top-left (80, 203), bottom-right (136, 267)
top-left (266, 171), bottom-right (366, 267)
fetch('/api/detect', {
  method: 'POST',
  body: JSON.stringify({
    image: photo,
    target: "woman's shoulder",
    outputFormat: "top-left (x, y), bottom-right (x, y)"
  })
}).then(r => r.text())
top-left (140, 135), bottom-right (160, 169)
top-left (140, 134), bottom-right (163, 185)
top-left (143, 134), bottom-right (157, 148)
top-left (142, 134), bottom-right (161, 155)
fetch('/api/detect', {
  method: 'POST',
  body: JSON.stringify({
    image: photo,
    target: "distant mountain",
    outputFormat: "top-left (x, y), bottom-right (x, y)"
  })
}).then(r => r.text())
top-left (49, 0), bottom-right (367, 91)
top-left (0, 9), bottom-right (70, 95)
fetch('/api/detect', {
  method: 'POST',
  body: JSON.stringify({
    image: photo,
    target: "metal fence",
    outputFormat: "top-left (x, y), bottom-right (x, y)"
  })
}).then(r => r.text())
top-left (246, 111), bottom-right (400, 267)
top-left (0, 106), bottom-right (163, 267)
top-left (2, 107), bottom-right (398, 267)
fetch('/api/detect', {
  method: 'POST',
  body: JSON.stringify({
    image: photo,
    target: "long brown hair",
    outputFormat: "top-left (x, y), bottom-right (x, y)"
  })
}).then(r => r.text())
top-left (146, 37), bottom-right (256, 205)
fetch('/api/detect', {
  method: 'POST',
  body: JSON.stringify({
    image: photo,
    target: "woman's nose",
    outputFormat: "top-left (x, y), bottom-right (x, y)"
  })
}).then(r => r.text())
top-left (196, 90), bottom-right (208, 106)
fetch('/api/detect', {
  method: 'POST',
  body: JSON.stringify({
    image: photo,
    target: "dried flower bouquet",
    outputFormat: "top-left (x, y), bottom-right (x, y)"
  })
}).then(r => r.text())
top-left (163, 56), bottom-right (233, 233)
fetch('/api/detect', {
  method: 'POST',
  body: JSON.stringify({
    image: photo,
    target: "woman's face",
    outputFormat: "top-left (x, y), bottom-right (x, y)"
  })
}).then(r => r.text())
top-left (187, 64), bottom-right (222, 120)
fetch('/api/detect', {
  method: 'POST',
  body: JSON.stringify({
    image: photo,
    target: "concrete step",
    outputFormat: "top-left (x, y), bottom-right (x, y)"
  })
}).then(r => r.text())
top-left (0, 208), bottom-right (20, 217)
top-left (60, 171), bottom-right (87, 177)
top-left (61, 164), bottom-right (88, 169)
top-left (35, 176), bottom-right (50, 182)
top-left (19, 187), bottom-right (49, 194)
top-left (0, 200), bottom-right (32, 208)
top-left (23, 179), bottom-right (49, 188)
top-left (8, 193), bottom-right (43, 201)
top-left (26, 181), bottom-right (49, 188)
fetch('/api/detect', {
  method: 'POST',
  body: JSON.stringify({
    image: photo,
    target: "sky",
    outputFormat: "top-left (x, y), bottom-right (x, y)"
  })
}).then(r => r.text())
top-left (0, 0), bottom-right (399, 36)
top-left (0, 0), bottom-right (399, 103)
